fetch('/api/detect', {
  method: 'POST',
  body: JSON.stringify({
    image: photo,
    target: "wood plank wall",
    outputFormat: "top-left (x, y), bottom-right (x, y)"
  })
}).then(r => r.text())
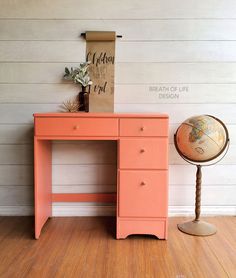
top-left (0, 0), bottom-right (235, 216)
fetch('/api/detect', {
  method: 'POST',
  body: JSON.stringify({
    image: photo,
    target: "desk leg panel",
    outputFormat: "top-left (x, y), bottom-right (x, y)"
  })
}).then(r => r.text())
top-left (34, 138), bottom-right (52, 239)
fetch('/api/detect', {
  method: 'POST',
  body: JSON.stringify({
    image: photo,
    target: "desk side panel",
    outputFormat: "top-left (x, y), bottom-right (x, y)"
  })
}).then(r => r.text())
top-left (34, 138), bottom-right (52, 239)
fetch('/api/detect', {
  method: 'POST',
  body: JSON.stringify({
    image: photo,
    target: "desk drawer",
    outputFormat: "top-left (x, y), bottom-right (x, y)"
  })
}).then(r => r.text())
top-left (119, 170), bottom-right (168, 217)
top-left (119, 138), bottom-right (168, 169)
top-left (120, 118), bottom-right (168, 137)
top-left (35, 118), bottom-right (118, 137)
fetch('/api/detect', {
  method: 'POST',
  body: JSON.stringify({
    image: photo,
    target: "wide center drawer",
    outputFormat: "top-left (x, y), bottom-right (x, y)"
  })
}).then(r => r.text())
top-left (35, 117), bottom-right (119, 137)
top-left (120, 118), bottom-right (168, 137)
top-left (119, 138), bottom-right (168, 169)
top-left (119, 170), bottom-right (168, 217)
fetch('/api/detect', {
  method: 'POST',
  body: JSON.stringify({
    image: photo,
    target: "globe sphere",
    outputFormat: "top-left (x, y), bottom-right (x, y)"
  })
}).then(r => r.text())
top-left (175, 115), bottom-right (228, 162)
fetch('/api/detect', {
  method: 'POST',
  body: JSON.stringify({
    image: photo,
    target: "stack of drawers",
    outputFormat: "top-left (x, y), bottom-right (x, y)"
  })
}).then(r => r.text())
top-left (117, 118), bottom-right (169, 239)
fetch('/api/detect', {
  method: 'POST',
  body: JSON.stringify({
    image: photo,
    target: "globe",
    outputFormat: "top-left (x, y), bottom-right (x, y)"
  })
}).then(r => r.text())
top-left (175, 115), bottom-right (228, 163)
top-left (174, 115), bottom-right (229, 236)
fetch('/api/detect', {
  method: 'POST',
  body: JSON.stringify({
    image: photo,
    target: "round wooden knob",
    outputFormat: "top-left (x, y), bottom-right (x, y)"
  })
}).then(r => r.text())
top-left (140, 126), bottom-right (145, 131)
top-left (74, 125), bottom-right (79, 130)
top-left (140, 181), bottom-right (146, 186)
top-left (140, 149), bottom-right (145, 153)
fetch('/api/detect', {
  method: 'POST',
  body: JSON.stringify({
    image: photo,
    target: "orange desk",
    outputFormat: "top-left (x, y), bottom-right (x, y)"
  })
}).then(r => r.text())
top-left (34, 113), bottom-right (169, 239)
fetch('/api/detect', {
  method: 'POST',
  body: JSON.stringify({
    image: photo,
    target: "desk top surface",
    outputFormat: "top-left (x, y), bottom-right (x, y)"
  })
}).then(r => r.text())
top-left (34, 113), bottom-right (168, 119)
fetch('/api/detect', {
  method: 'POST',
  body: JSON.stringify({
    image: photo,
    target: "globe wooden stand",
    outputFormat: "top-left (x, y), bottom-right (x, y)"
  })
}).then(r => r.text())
top-left (177, 165), bottom-right (217, 236)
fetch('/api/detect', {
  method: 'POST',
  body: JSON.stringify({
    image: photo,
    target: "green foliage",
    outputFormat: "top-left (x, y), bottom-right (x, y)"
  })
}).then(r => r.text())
top-left (64, 62), bottom-right (93, 88)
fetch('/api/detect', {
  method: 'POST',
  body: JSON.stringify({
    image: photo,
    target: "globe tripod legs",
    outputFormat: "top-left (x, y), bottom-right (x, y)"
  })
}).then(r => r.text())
top-left (177, 165), bottom-right (217, 236)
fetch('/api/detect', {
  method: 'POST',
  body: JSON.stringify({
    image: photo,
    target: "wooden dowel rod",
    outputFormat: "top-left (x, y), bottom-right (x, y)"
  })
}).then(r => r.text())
top-left (80, 32), bottom-right (122, 38)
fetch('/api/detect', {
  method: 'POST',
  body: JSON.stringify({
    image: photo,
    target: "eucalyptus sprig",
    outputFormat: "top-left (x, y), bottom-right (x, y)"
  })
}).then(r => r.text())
top-left (64, 61), bottom-right (92, 88)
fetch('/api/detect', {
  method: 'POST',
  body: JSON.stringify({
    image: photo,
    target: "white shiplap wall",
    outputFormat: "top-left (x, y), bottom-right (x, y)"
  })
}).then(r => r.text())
top-left (0, 0), bottom-right (235, 216)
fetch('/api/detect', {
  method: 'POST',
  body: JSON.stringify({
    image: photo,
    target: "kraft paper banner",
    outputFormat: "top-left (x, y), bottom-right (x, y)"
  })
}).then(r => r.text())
top-left (85, 31), bottom-right (116, 112)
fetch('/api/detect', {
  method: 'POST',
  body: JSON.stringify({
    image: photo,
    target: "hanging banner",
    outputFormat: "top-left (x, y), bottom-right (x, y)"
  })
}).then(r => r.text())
top-left (85, 31), bottom-right (116, 112)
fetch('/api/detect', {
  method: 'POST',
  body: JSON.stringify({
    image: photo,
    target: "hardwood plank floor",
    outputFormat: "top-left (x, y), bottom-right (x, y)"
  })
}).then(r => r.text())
top-left (0, 216), bottom-right (235, 278)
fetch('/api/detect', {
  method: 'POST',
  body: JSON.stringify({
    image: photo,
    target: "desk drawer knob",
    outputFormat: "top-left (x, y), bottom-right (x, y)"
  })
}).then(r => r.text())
top-left (140, 181), bottom-right (146, 186)
top-left (140, 148), bottom-right (145, 153)
top-left (140, 126), bottom-right (145, 131)
top-left (74, 125), bottom-right (79, 130)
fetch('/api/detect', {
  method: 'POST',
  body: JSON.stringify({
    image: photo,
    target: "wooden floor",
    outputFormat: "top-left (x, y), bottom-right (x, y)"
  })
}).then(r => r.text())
top-left (0, 217), bottom-right (235, 278)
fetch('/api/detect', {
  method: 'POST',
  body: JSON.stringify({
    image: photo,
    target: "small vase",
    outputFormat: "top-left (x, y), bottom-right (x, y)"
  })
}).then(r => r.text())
top-left (84, 92), bottom-right (89, 112)
top-left (78, 86), bottom-right (89, 112)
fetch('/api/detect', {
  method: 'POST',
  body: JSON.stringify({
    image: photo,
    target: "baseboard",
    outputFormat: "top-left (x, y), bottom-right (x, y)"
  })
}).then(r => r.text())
top-left (0, 206), bottom-right (34, 216)
top-left (0, 205), bottom-right (234, 216)
top-left (168, 206), bottom-right (236, 216)
top-left (53, 204), bottom-right (116, 216)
